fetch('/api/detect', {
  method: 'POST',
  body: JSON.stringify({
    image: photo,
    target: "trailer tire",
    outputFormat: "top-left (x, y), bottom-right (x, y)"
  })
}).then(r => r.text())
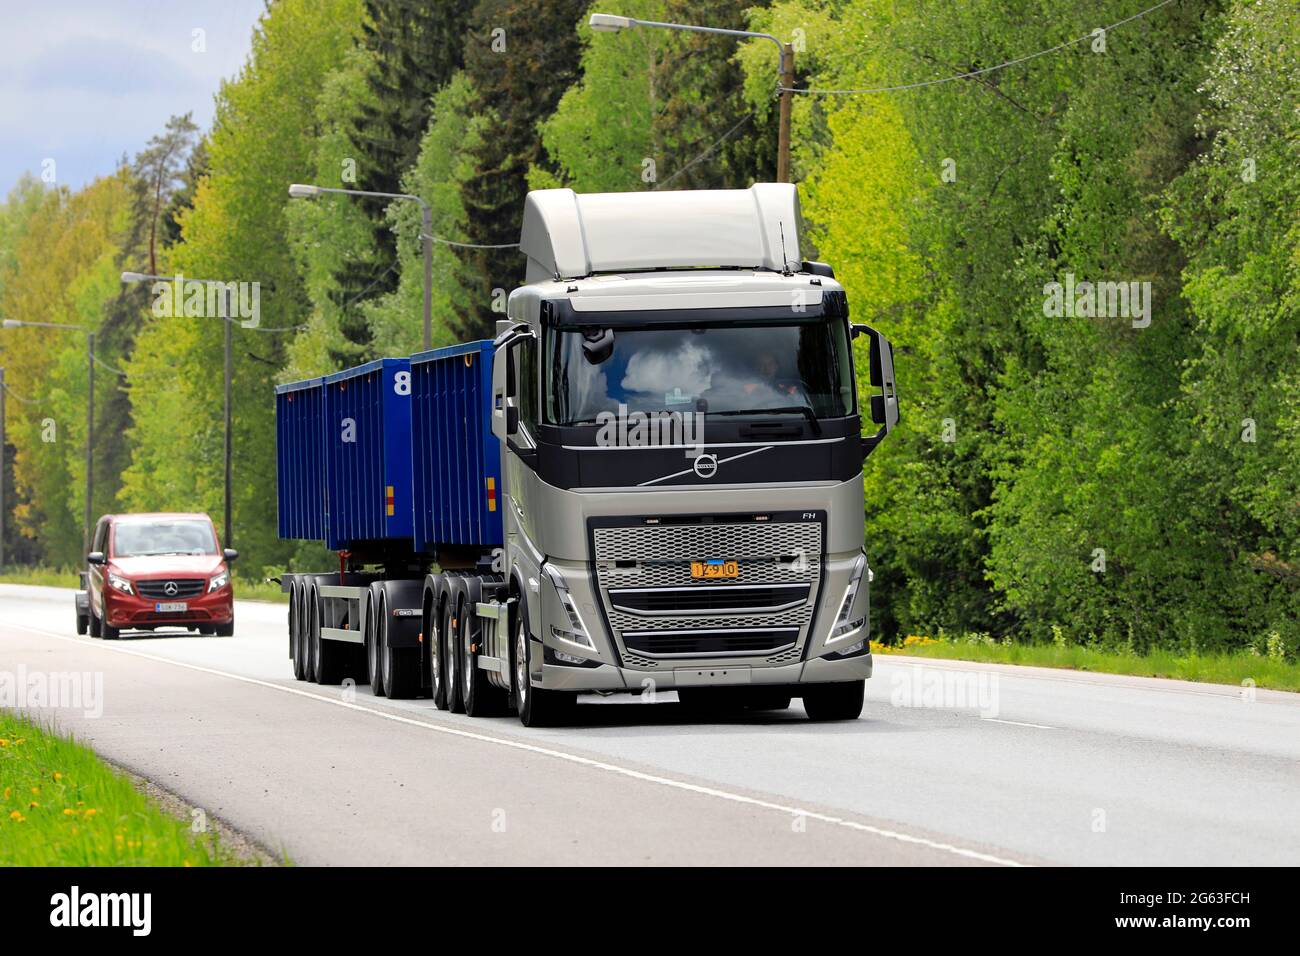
top-left (801, 680), bottom-right (865, 721)
top-left (378, 587), bottom-right (420, 699)
top-left (458, 589), bottom-right (508, 718)
top-left (441, 591), bottom-right (464, 713)
top-left (367, 583), bottom-right (386, 696)
top-left (290, 584), bottom-right (308, 681)
top-left (512, 597), bottom-right (574, 727)
top-left (425, 577), bottom-right (450, 710)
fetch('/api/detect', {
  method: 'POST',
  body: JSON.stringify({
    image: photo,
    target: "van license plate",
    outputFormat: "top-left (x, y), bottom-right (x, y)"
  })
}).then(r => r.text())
top-left (690, 560), bottom-right (737, 579)
top-left (155, 602), bottom-right (188, 613)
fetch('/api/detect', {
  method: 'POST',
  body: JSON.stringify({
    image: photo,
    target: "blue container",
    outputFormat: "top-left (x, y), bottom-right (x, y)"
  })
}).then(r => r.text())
top-left (275, 376), bottom-right (326, 542)
top-left (410, 341), bottom-right (503, 553)
top-left (321, 358), bottom-right (413, 551)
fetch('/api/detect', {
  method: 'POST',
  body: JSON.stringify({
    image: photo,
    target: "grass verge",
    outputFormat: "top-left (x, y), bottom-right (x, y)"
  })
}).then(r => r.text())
top-left (873, 635), bottom-right (1300, 692)
top-left (0, 711), bottom-right (261, 865)
top-left (0, 566), bottom-right (288, 603)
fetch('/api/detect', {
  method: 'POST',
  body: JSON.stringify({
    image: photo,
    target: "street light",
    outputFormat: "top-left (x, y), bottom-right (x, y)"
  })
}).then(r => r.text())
top-left (288, 183), bottom-right (433, 351)
top-left (588, 13), bottom-right (795, 183)
top-left (120, 271), bottom-right (237, 551)
top-left (0, 318), bottom-right (95, 555)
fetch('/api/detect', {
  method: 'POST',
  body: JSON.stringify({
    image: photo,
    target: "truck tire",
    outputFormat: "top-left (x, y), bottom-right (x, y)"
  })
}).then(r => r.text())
top-left (378, 587), bottom-right (421, 699)
top-left (290, 583), bottom-right (308, 681)
top-left (512, 597), bottom-right (574, 727)
top-left (457, 588), bottom-right (508, 718)
top-left (440, 592), bottom-right (464, 713)
top-left (801, 680), bottom-right (865, 721)
top-left (367, 582), bottom-right (386, 696)
top-left (424, 577), bottom-right (448, 709)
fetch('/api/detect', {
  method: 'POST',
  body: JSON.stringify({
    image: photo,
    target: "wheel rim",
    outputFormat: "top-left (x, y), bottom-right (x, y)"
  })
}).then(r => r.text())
top-left (461, 606), bottom-right (473, 700)
top-left (429, 609), bottom-right (441, 697)
top-left (515, 617), bottom-right (527, 707)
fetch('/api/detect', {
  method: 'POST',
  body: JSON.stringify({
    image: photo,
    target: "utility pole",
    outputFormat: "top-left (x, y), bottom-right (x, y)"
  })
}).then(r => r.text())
top-left (224, 302), bottom-right (232, 549)
top-left (85, 332), bottom-right (94, 555)
top-left (777, 42), bottom-right (794, 183)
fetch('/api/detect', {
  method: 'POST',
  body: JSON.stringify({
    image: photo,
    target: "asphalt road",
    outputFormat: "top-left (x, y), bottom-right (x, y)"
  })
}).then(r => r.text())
top-left (2, 583), bottom-right (1297, 866)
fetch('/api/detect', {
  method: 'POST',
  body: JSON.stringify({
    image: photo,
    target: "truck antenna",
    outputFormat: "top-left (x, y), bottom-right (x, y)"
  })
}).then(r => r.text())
top-left (779, 221), bottom-right (793, 276)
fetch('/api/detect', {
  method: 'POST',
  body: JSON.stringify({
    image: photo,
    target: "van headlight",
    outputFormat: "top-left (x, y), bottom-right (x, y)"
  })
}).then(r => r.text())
top-left (108, 572), bottom-right (133, 595)
top-left (543, 565), bottom-right (593, 649)
top-left (208, 571), bottom-right (230, 593)
top-left (829, 554), bottom-right (867, 642)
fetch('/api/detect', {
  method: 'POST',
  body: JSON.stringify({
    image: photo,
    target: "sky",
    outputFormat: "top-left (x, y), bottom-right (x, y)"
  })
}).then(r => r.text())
top-left (0, 0), bottom-right (267, 197)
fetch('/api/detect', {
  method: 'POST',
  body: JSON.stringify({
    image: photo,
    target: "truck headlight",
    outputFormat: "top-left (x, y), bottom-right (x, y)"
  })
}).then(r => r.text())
top-left (107, 572), bottom-right (133, 595)
top-left (543, 565), bottom-right (593, 649)
top-left (830, 554), bottom-right (867, 642)
top-left (208, 571), bottom-right (229, 593)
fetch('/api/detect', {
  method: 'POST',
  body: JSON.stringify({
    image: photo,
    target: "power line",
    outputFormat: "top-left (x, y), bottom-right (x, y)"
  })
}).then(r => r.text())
top-left (0, 381), bottom-right (37, 406)
top-left (91, 353), bottom-right (128, 377)
top-left (658, 110), bottom-right (758, 189)
top-left (420, 233), bottom-right (519, 250)
top-left (783, 0), bottom-right (1180, 95)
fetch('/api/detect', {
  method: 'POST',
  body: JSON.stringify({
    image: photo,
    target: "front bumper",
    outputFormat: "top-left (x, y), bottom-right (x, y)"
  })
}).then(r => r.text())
top-left (538, 646), bottom-right (872, 692)
top-left (103, 588), bottom-right (234, 628)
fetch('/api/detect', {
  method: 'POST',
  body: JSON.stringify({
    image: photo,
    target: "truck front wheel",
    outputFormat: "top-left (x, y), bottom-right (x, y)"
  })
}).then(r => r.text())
top-left (801, 680), bottom-right (865, 721)
top-left (512, 606), bottom-right (574, 727)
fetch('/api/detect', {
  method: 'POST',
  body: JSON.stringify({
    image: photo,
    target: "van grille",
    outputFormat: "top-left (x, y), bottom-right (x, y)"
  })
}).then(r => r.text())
top-left (136, 579), bottom-right (205, 599)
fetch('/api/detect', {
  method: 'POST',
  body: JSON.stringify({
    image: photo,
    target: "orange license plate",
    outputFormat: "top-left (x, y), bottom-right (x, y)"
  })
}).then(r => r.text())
top-left (691, 560), bottom-right (738, 579)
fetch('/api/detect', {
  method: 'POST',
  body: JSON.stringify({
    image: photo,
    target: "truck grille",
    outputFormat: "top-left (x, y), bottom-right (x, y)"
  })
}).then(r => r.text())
top-left (592, 519), bottom-right (821, 666)
top-left (136, 579), bottom-right (205, 599)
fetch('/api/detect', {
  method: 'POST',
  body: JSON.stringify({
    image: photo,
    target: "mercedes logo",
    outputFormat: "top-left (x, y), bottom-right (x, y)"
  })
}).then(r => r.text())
top-left (163, 581), bottom-right (179, 596)
top-left (692, 454), bottom-right (719, 480)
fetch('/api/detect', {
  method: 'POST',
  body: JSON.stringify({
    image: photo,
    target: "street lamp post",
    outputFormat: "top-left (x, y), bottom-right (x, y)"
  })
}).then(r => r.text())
top-left (1, 319), bottom-right (94, 553)
top-left (289, 183), bottom-right (434, 351)
top-left (589, 13), bottom-right (794, 183)
top-left (120, 272), bottom-right (236, 550)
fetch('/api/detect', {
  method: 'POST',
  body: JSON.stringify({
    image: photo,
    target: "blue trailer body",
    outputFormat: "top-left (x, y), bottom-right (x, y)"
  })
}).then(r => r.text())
top-left (410, 340), bottom-right (503, 553)
top-left (321, 358), bottom-right (413, 552)
top-left (274, 376), bottom-right (327, 542)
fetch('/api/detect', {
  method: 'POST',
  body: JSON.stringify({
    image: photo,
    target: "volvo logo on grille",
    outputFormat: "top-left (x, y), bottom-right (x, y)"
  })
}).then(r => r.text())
top-left (163, 581), bottom-right (179, 597)
top-left (692, 454), bottom-right (718, 480)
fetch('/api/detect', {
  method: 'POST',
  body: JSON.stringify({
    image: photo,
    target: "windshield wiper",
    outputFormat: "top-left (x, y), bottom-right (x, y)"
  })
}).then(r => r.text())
top-left (711, 405), bottom-right (822, 436)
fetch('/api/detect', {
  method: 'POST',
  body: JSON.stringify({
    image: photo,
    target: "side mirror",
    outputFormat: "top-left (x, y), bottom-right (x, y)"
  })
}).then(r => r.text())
top-left (851, 323), bottom-right (871, 339)
top-left (505, 406), bottom-right (519, 436)
top-left (223, 548), bottom-right (239, 562)
top-left (859, 325), bottom-right (900, 458)
top-left (87, 551), bottom-right (105, 565)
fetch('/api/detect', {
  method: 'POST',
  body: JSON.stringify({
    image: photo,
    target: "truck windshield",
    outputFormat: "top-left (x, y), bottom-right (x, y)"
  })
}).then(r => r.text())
top-left (113, 520), bottom-right (217, 557)
top-left (546, 319), bottom-right (854, 426)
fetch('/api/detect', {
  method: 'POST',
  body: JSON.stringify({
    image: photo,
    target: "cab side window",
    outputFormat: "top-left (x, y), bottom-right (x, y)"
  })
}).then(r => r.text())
top-left (517, 338), bottom-right (538, 439)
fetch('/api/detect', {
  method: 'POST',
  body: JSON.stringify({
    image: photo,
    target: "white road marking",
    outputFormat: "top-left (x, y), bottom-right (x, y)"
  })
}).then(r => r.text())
top-left (982, 717), bottom-right (1057, 730)
top-left (4, 620), bottom-right (1029, 867)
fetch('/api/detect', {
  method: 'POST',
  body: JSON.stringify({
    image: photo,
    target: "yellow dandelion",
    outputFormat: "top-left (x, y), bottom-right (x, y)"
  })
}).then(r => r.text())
top-left (83, 808), bottom-right (98, 817)
top-left (0, 738), bottom-right (8, 747)
top-left (53, 772), bottom-right (63, 782)
top-left (30, 786), bottom-right (40, 795)
top-left (8, 810), bottom-right (23, 821)
top-left (28, 801), bottom-right (39, 809)
top-left (63, 808), bottom-right (75, 816)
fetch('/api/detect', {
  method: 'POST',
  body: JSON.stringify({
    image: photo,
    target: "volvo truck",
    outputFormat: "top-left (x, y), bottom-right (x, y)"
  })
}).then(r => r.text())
top-left (276, 183), bottom-right (898, 726)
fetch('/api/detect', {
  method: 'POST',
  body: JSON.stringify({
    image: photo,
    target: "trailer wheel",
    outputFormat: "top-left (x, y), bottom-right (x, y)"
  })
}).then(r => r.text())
top-left (290, 584), bottom-right (308, 681)
top-left (512, 599), bottom-right (574, 727)
top-left (379, 588), bottom-right (420, 699)
top-left (426, 582), bottom-right (449, 710)
top-left (459, 592), bottom-right (508, 718)
top-left (75, 611), bottom-right (88, 636)
top-left (801, 680), bottom-right (865, 721)
top-left (440, 594), bottom-right (464, 713)
top-left (367, 583), bottom-right (386, 696)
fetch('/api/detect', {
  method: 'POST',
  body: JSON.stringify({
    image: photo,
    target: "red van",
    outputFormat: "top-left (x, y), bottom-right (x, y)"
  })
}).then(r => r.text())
top-left (76, 512), bottom-right (237, 639)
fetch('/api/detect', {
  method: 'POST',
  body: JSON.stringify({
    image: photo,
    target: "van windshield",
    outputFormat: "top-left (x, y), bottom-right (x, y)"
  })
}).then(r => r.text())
top-left (113, 520), bottom-right (217, 557)
top-left (546, 319), bottom-right (854, 426)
